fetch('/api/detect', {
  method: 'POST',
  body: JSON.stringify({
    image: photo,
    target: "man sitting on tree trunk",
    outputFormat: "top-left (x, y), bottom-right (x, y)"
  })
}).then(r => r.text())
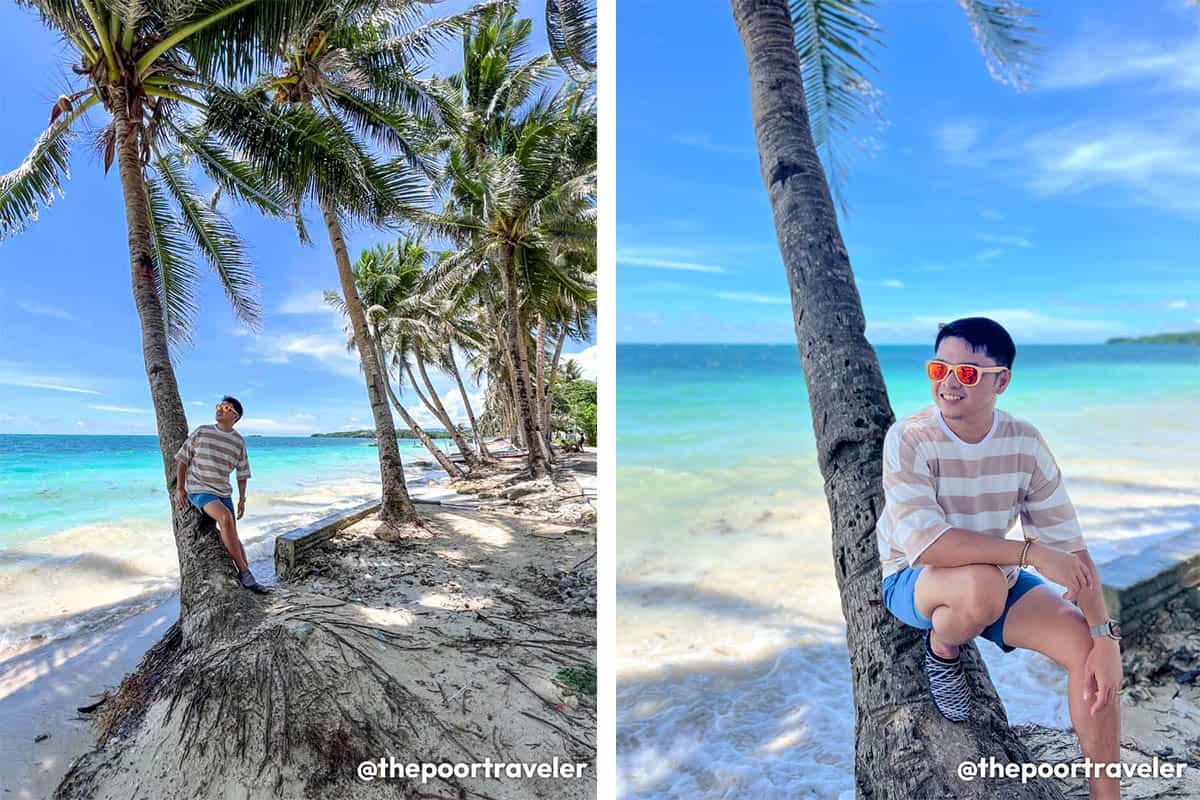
top-left (877, 317), bottom-right (1122, 800)
top-left (173, 396), bottom-right (269, 594)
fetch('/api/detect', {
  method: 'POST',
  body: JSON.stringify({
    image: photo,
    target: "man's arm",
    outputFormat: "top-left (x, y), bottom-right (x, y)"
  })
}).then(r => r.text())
top-left (1071, 549), bottom-right (1110, 626)
top-left (916, 529), bottom-right (1097, 599)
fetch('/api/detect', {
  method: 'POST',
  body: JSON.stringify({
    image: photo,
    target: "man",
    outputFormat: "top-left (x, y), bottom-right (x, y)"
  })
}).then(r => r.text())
top-left (174, 396), bottom-right (269, 594)
top-left (877, 317), bottom-right (1122, 800)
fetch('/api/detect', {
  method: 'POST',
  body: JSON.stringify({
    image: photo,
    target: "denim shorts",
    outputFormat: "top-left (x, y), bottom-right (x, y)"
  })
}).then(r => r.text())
top-left (882, 565), bottom-right (1044, 653)
top-left (188, 492), bottom-right (235, 517)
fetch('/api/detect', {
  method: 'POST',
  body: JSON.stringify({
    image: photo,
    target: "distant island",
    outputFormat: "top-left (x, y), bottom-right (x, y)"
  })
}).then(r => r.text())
top-left (312, 429), bottom-right (455, 439)
top-left (1106, 331), bottom-right (1200, 345)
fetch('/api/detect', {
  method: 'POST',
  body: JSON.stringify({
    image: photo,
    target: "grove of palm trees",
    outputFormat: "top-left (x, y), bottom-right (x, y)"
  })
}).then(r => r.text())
top-left (1, 0), bottom-right (595, 797)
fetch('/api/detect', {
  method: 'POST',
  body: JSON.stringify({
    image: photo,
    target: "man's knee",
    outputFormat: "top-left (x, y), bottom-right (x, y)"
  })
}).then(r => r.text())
top-left (955, 566), bottom-right (1008, 625)
top-left (1046, 606), bottom-right (1092, 671)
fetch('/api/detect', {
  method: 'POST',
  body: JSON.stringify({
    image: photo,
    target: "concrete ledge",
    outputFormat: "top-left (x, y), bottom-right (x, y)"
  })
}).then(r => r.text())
top-left (273, 492), bottom-right (481, 580)
top-left (1100, 528), bottom-right (1200, 639)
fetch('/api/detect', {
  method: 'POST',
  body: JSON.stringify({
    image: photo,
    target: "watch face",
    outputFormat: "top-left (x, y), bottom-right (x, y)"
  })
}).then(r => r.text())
top-left (1109, 621), bottom-right (1122, 639)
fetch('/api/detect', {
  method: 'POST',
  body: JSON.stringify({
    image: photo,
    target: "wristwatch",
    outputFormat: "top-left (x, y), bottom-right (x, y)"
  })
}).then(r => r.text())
top-left (1089, 619), bottom-right (1121, 640)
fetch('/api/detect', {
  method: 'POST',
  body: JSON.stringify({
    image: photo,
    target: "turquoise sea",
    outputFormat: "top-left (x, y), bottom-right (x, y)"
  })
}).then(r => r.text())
top-left (0, 434), bottom-right (452, 654)
top-left (616, 344), bottom-right (1200, 799)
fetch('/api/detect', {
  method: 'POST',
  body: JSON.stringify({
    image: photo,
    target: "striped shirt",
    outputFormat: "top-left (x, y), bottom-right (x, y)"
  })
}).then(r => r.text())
top-left (175, 424), bottom-right (251, 497)
top-left (876, 406), bottom-right (1085, 588)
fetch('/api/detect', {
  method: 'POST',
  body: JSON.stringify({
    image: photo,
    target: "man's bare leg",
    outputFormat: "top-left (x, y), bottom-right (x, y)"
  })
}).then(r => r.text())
top-left (914, 564), bottom-right (1009, 658)
top-left (1003, 585), bottom-right (1121, 800)
top-left (203, 500), bottom-right (249, 574)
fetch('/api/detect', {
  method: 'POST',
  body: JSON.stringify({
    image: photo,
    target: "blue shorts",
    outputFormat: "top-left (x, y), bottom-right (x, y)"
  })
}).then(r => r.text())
top-left (188, 493), bottom-right (235, 517)
top-left (882, 565), bottom-right (1044, 653)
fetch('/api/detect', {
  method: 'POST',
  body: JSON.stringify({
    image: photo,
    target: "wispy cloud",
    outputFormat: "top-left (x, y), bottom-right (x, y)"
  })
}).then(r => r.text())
top-left (714, 291), bottom-right (789, 305)
top-left (250, 331), bottom-right (360, 379)
top-left (975, 233), bottom-right (1034, 249)
top-left (872, 279), bottom-right (904, 289)
top-left (89, 404), bottom-right (148, 414)
top-left (20, 303), bottom-right (73, 320)
top-left (868, 308), bottom-right (1121, 343)
top-left (976, 248), bottom-right (1005, 261)
top-left (671, 133), bottom-right (754, 158)
top-left (0, 365), bottom-right (102, 396)
top-left (934, 121), bottom-right (982, 164)
top-left (1039, 29), bottom-right (1200, 93)
top-left (278, 290), bottom-right (337, 315)
top-left (238, 417), bottom-right (313, 435)
top-left (618, 251), bottom-right (727, 273)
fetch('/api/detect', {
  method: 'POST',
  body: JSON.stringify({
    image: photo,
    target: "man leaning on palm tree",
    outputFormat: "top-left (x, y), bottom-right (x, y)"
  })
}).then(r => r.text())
top-left (173, 396), bottom-right (269, 594)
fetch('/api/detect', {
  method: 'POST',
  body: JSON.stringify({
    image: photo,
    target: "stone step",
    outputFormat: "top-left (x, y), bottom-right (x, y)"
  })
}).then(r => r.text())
top-left (1099, 527), bottom-right (1200, 639)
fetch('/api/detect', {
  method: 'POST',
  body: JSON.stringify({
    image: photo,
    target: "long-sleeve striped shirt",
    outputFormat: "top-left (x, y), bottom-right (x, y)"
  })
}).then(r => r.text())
top-left (876, 406), bottom-right (1086, 588)
top-left (175, 424), bottom-right (251, 497)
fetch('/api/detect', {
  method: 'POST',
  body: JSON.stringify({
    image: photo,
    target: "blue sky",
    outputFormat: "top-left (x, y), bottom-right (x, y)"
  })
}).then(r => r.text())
top-left (617, 0), bottom-right (1200, 344)
top-left (0, 0), bottom-right (594, 435)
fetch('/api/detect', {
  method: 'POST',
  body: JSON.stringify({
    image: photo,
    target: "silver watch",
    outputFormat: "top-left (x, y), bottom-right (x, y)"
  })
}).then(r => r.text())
top-left (1089, 619), bottom-right (1121, 640)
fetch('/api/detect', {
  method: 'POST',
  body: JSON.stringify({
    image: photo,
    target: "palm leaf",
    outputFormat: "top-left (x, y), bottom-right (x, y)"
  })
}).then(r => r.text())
top-left (545, 0), bottom-right (596, 82)
top-left (0, 121), bottom-right (75, 239)
top-left (175, 127), bottom-right (291, 218)
top-left (956, 0), bottom-right (1039, 90)
top-left (155, 153), bottom-right (261, 330)
top-left (144, 174), bottom-right (200, 345)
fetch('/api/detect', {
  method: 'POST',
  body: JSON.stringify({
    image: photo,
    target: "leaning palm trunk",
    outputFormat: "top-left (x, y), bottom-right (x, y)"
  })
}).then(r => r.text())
top-left (501, 245), bottom-right (549, 476)
top-left (730, 3), bottom-right (1063, 799)
top-left (321, 200), bottom-right (417, 525)
top-left (413, 352), bottom-right (481, 470)
top-left (542, 326), bottom-right (567, 436)
top-left (445, 340), bottom-right (494, 462)
top-left (372, 338), bottom-right (465, 479)
top-left (534, 316), bottom-right (547, 430)
top-left (499, 328), bottom-right (525, 449)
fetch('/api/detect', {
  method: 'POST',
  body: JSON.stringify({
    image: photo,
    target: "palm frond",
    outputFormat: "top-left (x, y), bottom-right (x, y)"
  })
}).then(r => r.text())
top-left (155, 153), bottom-right (261, 329)
top-left (175, 126), bottom-right (290, 217)
top-left (956, 0), bottom-right (1039, 90)
top-left (144, 173), bottom-right (200, 345)
top-left (790, 0), bottom-right (884, 213)
top-left (0, 121), bottom-right (76, 239)
top-left (545, 0), bottom-right (596, 82)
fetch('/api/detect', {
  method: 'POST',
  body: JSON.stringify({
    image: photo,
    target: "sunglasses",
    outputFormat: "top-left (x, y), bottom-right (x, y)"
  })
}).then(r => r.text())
top-left (216, 402), bottom-right (239, 416)
top-left (925, 360), bottom-right (1009, 387)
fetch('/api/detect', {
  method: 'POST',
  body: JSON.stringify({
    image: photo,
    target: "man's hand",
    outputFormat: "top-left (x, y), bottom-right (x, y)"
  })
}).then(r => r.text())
top-left (1084, 638), bottom-right (1122, 716)
top-left (237, 497), bottom-right (246, 520)
top-left (174, 487), bottom-right (188, 511)
top-left (1029, 543), bottom-right (1095, 601)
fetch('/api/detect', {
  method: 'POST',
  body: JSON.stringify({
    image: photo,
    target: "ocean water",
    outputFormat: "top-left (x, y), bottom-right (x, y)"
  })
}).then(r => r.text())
top-left (616, 344), bottom-right (1200, 799)
top-left (0, 434), bottom-right (453, 654)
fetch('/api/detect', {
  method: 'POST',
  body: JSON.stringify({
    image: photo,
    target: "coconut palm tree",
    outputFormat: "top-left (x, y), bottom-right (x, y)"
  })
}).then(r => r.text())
top-left (1, 0), bottom-right (336, 642)
top-left (201, 1), bottom-right (495, 525)
top-left (333, 241), bottom-right (467, 479)
top-left (728, 2), bottom-right (1054, 798)
top-left (545, 0), bottom-right (595, 83)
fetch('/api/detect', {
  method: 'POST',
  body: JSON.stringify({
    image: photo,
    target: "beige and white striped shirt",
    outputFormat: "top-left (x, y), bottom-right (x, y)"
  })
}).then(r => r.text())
top-left (876, 406), bottom-right (1086, 588)
top-left (175, 424), bottom-right (251, 497)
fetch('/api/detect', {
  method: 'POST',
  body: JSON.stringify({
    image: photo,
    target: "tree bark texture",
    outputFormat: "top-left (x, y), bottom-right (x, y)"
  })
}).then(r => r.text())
top-left (373, 336), bottom-right (465, 479)
top-left (414, 351), bottom-right (481, 470)
top-left (501, 245), bottom-right (549, 476)
top-left (321, 199), bottom-right (417, 525)
top-left (446, 339), bottom-right (494, 461)
top-left (729, 2), bottom-right (1066, 798)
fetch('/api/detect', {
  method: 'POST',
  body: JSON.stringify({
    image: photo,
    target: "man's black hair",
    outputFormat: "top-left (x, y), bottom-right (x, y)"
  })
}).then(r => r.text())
top-left (935, 317), bottom-right (1016, 369)
top-left (222, 395), bottom-right (244, 419)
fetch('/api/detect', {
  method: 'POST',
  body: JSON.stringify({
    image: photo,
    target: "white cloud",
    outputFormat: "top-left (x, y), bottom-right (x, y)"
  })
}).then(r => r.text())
top-left (21, 303), bottom-right (73, 320)
top-left (867, 308), bottom-right (1121, 344)
top-left (238, 417), bottom-right (313, 435)
top-left (563, 345), bottom-right (598, 381)
top-left (976, 248), bottom-right (1005, 261)
top-left (249, 328), bottom-right (360, 379)
top-left (89, 404), bottom-right (148, 414)
top-left (671, 133), bottom-right (754, 158)
top-left (1039, 30), bottom-right (1200, 93)
top-left (278, 290), bottom-right (338, 315)
top-left (0, 364), bottom-right (103, 396)
top-left (1165, 299), bottom-right (1191, 310)
top-left (878, 280), bottom-right (904, 289)
top-left (975, 233), bottom-right (1034, 249)
top-left (293, 412), bottom-right (317, 421)
top-left (618, 253), bottom-right (727, 274)
top-left (189, 400), bottom-right (205, 406)
top-left (714, 291), bottom-right (789, 305)
top-left (934, 122), bottom-right (981, 164)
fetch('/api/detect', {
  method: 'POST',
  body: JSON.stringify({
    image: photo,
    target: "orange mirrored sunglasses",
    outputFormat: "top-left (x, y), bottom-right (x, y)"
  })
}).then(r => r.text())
top-left (925, 360), bottom-right (1009, 387)
top-left (216, 402), bottom-right (238, 416)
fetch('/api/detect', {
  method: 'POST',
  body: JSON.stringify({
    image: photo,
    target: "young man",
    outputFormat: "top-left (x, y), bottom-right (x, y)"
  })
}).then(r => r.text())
top-left (877, 317), bottom-right (1122, 800)
top-left (173, 396), bottom-right (269, 594)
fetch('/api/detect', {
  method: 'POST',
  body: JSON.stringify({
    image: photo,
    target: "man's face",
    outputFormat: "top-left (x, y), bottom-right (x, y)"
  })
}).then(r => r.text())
top-left (215, 402), bottom-right (240, 426)
top-left (930, 336), bottom-right (1009, 421)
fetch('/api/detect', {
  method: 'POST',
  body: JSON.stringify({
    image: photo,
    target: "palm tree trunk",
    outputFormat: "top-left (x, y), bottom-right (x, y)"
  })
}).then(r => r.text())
top-left (501, 245), bottom-right (549, 476)
top-left (414, 351), bottom-right (481, 471)
top-left (372, 337), bottom-right (464, 479)
top-left (543, 326), bottom-right (567, 436)
top-left (445, 339), bottom-right (494, 462)
top-left (534, 315), bottom-right (547, 431)
top-left (499, 331), bottom-right (524, 449)
top-left (112, 86), bottom-right (231, 645)
top-left (320, 199), bottom-right (417, 526)
top-left (729, 3), bottom-right (1062, 799)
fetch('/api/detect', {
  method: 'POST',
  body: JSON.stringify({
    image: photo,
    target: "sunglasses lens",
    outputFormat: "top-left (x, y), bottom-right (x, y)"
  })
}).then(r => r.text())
top-left (956, 365), bottom-right (980, 386)
top-left (926, 362), bottom-right (949, 381)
